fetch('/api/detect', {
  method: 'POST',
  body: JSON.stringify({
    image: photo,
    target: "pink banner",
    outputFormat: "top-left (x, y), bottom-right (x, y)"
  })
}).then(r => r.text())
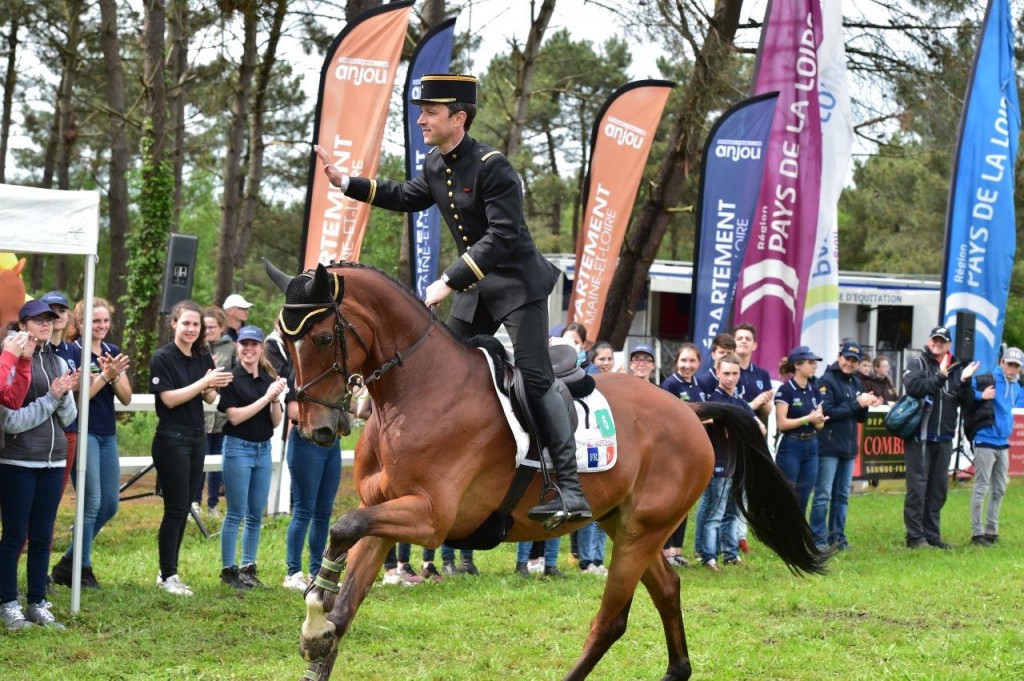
top-left (734, 0), bottom-right (823, 377)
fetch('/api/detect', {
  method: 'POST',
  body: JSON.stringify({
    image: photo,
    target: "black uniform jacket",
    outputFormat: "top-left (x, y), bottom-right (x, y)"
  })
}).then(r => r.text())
top-left (345, 134), bottom-right (560, 323)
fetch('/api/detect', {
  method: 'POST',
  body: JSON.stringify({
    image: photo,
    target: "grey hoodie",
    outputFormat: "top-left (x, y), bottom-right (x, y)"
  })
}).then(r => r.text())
top-left (0, 342), bottom-right (77, 467)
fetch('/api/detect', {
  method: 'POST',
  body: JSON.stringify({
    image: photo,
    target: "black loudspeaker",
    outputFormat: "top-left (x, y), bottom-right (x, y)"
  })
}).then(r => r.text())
top-left (955, 311), bottom-right (976, 363)
top-left (159, 234), bottom-right (199, 314)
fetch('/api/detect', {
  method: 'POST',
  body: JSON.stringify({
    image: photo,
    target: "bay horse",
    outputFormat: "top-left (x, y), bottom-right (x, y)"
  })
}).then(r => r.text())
top-left (265, 260), bottom-right (827, 681)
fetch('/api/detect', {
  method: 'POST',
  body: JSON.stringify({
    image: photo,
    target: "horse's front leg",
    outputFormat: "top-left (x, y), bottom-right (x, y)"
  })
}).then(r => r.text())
top-left (299, 495), bottom-right (447, 679)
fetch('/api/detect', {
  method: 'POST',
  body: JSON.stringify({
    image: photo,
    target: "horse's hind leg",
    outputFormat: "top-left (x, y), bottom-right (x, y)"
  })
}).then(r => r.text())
top-left (640, 556), bottom-right (691, 681)
top-left (562, 531), bottom-right (671, 681)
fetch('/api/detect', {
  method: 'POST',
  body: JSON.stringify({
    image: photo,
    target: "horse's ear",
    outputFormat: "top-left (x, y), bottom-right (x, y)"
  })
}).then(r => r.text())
top-left (309, 263), bottom-right (332, 301)
top-left (262, 257), bottom-right (292, 294)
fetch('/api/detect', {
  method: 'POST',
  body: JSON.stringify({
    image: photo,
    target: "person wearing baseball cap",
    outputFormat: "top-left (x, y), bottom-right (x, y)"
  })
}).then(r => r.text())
top-left (215, 324), bottom-right (286, 589)
top-left (774, 345), bottom-right (827, 514)
top-left (964, 346), bottom-right (1024, 546)
top-left (628, 344), bottom-right (656, 382)
top-left (810, 340), bottom-right (882, 550)
top-left (222, 294), bottom-right (253, 341)
top-left (0, 298), bottom-right (77, 629)
top-left (312, 74), bottom-right (591, 527)
top-left (901, 323), bottom-right (979, 549)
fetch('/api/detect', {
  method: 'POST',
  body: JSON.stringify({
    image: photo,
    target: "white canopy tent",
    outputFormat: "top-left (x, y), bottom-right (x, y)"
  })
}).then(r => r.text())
top-left (0, 182), bottom-right (100, 614)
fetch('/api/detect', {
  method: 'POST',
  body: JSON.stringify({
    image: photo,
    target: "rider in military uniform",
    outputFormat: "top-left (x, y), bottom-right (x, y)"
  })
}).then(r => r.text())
top-left (313, 74), bottom-right (591, 528)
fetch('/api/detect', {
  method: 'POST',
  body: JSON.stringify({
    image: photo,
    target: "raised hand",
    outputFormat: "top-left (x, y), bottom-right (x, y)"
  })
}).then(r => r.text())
top-left (313, 145), bottom-right (345, 188)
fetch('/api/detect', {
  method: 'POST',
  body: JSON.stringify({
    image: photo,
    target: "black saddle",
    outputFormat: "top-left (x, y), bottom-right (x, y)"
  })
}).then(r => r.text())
top-left (443, 339), bottom-right (597, 551)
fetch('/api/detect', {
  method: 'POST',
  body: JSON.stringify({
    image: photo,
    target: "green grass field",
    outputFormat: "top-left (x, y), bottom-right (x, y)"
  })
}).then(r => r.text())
top-left (2, 474), bottom-right (1022, 680)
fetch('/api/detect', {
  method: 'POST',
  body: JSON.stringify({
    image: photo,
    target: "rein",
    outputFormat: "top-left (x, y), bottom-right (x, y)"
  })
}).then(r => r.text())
top-left (284, 300), bottom-right (436, 413)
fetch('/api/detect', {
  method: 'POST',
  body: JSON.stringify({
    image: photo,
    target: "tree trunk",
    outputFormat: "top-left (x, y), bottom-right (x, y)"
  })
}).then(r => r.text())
top-left (0, 11), bottom-right (20, 184)
top-left (504, 0), bottom-right (556, 158)
top-left (545, 128), bottom-right (561, 235)
top-left (99, 0), bottom-right (131, 314)
top-left (53, 0), bottom-right (85, 292)
top-left (215, 2), bottom-right (257, 305)
top-left (598, 0), bottom-right (744, 347)
top-left (167, 0), bottom-right (189, 230)
top-left (123, 0), bottom-right (171, 385)
top-left (235, 0), bottom-right (287, 272)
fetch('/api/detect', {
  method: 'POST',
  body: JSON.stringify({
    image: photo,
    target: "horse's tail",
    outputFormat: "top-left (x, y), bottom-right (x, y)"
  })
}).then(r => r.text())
top-left (692, 402), bottom-right (829, 576)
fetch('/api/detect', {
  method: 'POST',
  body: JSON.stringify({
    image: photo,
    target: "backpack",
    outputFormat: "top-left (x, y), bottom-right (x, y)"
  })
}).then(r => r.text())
top-left (883, 393), bottom-right (924, 438)
top-left (963, 373), bottom-right (995, 443)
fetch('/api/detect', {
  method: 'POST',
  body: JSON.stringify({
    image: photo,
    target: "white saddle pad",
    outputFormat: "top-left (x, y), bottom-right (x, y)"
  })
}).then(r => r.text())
top-left (479, 349), bottom-right (618, 474)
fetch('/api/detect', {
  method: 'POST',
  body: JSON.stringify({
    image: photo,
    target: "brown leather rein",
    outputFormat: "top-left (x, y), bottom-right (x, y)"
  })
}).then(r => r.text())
top-left (282, 300), bottom-right (436, 413)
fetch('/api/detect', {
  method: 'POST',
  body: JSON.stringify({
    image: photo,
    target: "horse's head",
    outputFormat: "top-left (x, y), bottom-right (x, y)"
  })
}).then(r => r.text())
top-left (265, 258), bottom-right (372, 446)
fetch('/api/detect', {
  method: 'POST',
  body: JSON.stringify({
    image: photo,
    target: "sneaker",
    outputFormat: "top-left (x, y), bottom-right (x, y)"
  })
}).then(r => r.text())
top-left (25, 601), bottom-right (65, 630)
top-left (460, 559), bottom-right (480, 576)
top-left (906, 538), bottom-right (929, 549)
top-left (382, 565), bottom-right (422, 586)
top-left (441, 560), bottom-right (462, 577)
top-left (239, 563), bottom-right (264, 588)
top-left (970, 535), bottom-right (993, 547)
top-left (282, 571), bottom-right (310, 591)
top-left (927, 539), bottom-right (954, 550)
top-left (526, 558), bottom-right (545, 574)
top-left (206, 506), bottom-right (222, 519)
top-left (422, 563), bottom-right (444, 583)
top-left (381, 568), bottom-right (403, 585)
top-left (1, 600), bottom-right (36, 630)
top-left (667, 555), bottom-right (691, 568)
top-left (723, 556), bottom-right (745, 567)
top-left (543, 565), bottom-right (566, 579)
top-left (738, 538), bottom-right (751, 554)
top-left (514, 561), bottom-right (530, 578)
top-left (583, 564), bottom-right (608, 576)
top-left (221, 566), bottom-right (250, 590)
top-left (81, 566), bottom-right (101, 589)
top-left (157, 573), bottom-right (194, 596)
top-left (984, 534), bottom-right (999, 544)
top-left (50, 554), bottom-right (73, 588)
top-left (399, 563), bottom-right (424, 585)
top-left (702, 558), bottom-right (720, 572)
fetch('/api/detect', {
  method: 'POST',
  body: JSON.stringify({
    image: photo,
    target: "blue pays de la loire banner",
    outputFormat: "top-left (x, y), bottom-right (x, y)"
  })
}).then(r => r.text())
top-left (690, 92), bottom-right (778, 364)
top-left (941, 0), bottom-right (1020, 369)
top-left (405, 18), bottom-right (457, 299)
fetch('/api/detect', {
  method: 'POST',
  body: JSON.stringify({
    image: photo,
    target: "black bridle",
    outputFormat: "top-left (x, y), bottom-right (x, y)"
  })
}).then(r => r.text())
top-left (282, 300), bottom-right (436, 413)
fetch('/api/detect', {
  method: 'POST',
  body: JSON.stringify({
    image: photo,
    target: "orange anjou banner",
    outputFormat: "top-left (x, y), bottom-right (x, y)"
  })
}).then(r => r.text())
top-left (301, 1), bottom-right (413, 269)
top-left (567, 80), bottom-right (673, 334)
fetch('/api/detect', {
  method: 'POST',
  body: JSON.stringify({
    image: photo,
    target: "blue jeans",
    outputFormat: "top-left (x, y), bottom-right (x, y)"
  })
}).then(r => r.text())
top-left (775, 435), bottom-right (819, 515)
top-left (698, 477), bottom-right (735, 563)
top-left (220, 436), bottom-right (273, 567)
top-left (64, 434), bottom-right (121, 567)
top-left (692, 493), bottom-right (706, 557)
top-left (517, 537), bottom-right (560, 564)
top-left (577, 522), bottom-right (606, 568)
top-left (421, 544), bottom-right (470, 564)
top-left (809, 456), bottom-right (854, 548)
top-left (286, 432), bottom-right (341, 576)
top-left (0, 465), bottom-right (63, 604)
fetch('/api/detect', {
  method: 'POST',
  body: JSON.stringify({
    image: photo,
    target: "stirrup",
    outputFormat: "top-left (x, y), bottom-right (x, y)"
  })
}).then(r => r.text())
top-left (528, 487), bottom-right (588, 531)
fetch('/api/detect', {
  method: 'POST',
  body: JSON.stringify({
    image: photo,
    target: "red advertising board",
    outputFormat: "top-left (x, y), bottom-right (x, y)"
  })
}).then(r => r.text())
top-left (855, 408), bottom-right (1024, 479)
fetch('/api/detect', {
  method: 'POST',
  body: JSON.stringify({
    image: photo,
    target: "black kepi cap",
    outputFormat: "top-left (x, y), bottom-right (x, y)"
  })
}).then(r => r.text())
top-left (413, 74), bottom-right (476, 105)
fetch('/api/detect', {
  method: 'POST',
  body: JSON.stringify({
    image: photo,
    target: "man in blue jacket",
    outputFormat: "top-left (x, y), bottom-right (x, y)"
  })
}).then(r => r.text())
top-left (810, 341), bottom-right (883, 549)
top-left (967, 347), bottom-right (1021, 546)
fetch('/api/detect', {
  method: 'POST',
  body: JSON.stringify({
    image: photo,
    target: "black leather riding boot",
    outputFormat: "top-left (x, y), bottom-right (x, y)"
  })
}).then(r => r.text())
top-left (527, 383), bottom-right (593, 528)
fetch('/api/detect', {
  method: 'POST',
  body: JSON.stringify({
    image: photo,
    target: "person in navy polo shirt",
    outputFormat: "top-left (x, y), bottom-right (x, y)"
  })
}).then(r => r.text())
top-left (51, 297), bottom-right (132, 590)
top-left (774, 346), bottom-right (828, 514)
